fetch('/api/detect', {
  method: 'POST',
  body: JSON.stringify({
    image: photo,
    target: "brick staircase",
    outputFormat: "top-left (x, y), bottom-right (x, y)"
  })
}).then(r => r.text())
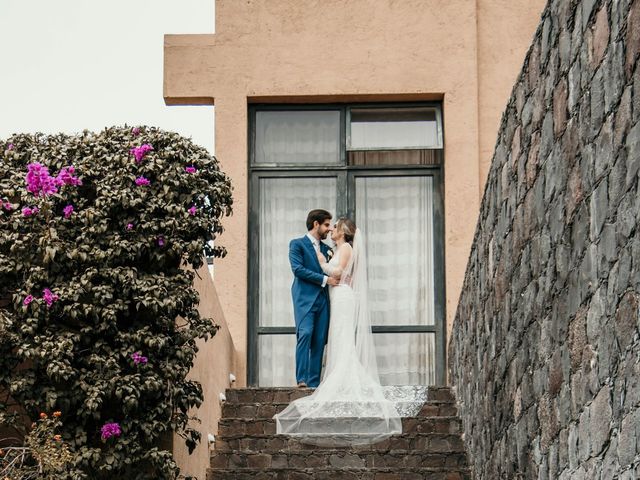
top-left (208, 387), bottom-right (471, 480)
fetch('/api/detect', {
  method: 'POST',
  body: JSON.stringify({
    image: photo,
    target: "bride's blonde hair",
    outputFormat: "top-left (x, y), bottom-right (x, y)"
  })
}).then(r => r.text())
top-left (336, 218), bottom-right (356, 245)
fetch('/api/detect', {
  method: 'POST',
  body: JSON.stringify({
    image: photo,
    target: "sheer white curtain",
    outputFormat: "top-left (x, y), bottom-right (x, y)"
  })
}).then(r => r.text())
top-left (258, 177), bottom-right (337, 386)
top-left (349, 108), bottom-right (441, 149)
top-left (255, 111), bottom-right (341, 165)
top-left (356, 176), bottom-right (436, 385)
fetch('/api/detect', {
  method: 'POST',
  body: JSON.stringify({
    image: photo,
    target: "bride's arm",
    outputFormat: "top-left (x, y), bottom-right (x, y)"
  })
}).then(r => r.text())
top-left (320, 244), bottom-right (352, 279)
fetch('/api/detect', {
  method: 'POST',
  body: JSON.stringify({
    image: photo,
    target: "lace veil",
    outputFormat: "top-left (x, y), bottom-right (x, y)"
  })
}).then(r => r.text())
top-left (274, 228), bottom-right (402, 446)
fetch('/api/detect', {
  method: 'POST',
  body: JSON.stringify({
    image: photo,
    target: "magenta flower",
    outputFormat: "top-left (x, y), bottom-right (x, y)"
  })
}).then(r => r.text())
top-left (131, 352), bottom-right (148, 365)
top-left (188, 205), bottom-right (197, 216)
top-left (63, 204), bottom-right (74, 218)
top-left (22, 206), bottom-right (40, 217)
top-left (42, 288), bottom-right (59, 308)
top-left (26, 162), bottom-right (58, 197)
top-left (135, 176), bottom-right (150, 186)
top-left (2, 202), bottom-right (13, 211)
top-left (131, 127), bottom-right (141, 136)
top-left (126, 223), bottom-right (134, 230)
top-left (23, 295), bottom-right (34, 306)
top-left (55, 166), bottom-right (82, 187)
top-left (6, 143), bottom-right (14, 151)
top-left (130, 144), bottom-right (153, 163)
top-left (101, 422), bottom-right (122, 440)
top-left (157, 236), bottom-right (165, 247)
top-left (185, 165), bottom-right (197, 174)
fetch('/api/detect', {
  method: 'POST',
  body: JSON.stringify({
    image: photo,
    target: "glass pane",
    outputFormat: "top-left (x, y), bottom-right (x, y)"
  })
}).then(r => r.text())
top-left (255, 111), bottom-right (341, 164)
top-left (259, 334), bottom-right (297, 386)
top-left (374, 333), bottom-right (436, 385)
top-left (259, 177), bottom-right (337, 327)
top-left (259, 332), bottom-right (435, 386)
top-left (356, 176), bottom-right (436, 326)
top-left (349, 107), bottom-right (441, 150)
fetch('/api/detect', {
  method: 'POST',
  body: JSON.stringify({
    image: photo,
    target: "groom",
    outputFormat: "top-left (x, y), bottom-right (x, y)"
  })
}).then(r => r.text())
top-left (289, 209), bottom-right (338, 388)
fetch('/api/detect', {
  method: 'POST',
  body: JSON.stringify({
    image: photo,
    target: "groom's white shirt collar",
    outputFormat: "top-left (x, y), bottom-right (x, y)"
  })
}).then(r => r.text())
top-left (306, 233), bottom-right (319, 247)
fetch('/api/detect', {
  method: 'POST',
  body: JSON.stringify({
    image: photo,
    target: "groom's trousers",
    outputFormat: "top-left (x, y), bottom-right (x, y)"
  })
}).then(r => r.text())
top-left (295, 292), bottom-right (330, 388)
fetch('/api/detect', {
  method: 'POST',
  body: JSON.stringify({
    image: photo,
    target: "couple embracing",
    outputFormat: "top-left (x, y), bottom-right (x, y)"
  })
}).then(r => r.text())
top-left (274, 209), bottom-right (402, 446)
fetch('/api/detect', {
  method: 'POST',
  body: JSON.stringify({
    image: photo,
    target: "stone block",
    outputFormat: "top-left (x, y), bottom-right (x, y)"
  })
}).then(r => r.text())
top-left (604, 42), bottom-right (625, 114)
top-left (565, 164), bottom-right (584, 219)
top-left (554, 79), bottom-right (569, 139)
top-left (614, 291), bottom-right (639, 352)
top-left (618, 409), bottom-right (639, 466)
top-left (589, 177), bottom-right (608, 241)
top-left (590, 5), bottom-right (609, 68)
top-left (582, 0), bottom-right (597, 31)
top-left (568, 307), bottom-right (588, 372)
top-left (590, 67), bottom-right (605, 137)
top-left (614, 86), bottom-right (632, 147)
top-left (625, 121), bottom-right (640, 187)
top-left (577, 408), bottom-right (591, 461)
top-left (540, 111), bottom-right (555, 161)
top-left (589, 386), bottom-right (612, 455)
top-left (568, 60), bottom-right (581, 113)
top-left (625, 0), bottom-right (640, 78)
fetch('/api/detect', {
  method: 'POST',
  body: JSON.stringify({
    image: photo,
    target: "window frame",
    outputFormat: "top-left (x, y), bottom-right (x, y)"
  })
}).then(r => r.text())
top-left (248, 102), bottom-right (446, 386)
top-left (346, 105), bottom-right (444, 151)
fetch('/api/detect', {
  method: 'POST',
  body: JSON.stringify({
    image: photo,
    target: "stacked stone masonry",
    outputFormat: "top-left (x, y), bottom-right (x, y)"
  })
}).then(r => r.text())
top-left (207, 387), bottom-right (471, 479)
top-left (449, 0), bottom-right (640, 478)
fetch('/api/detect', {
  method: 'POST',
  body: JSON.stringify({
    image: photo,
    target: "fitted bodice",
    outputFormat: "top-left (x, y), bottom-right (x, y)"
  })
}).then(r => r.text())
top-left (328, 250), bottom-right (340, 268)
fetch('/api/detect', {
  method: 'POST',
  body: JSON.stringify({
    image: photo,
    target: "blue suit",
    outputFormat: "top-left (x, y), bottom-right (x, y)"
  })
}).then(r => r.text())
top-left (289, 235), bottom-right (331, 387)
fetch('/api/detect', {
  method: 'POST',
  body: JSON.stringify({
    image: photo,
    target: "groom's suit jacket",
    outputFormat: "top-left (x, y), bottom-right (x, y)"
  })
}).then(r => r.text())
top-left (289, 236), bottom-right (331, 324)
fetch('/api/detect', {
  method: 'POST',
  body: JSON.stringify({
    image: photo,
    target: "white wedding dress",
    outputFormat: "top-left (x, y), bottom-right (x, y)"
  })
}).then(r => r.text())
top-left (274, 229), bottom-right (402, 446)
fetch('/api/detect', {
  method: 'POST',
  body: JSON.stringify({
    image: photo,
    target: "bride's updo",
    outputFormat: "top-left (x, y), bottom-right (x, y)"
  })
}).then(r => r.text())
top-left (336, 218), bottom-right (356, 245)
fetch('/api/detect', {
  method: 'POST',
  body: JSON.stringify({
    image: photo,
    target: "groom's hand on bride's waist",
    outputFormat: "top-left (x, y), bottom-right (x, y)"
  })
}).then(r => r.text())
top-left (327, 277), bottom-right (339, 286)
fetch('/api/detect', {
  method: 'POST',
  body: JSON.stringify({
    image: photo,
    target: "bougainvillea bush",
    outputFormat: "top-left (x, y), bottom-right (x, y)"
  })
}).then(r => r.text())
top-left (0, 127), bottom-right (232, 479)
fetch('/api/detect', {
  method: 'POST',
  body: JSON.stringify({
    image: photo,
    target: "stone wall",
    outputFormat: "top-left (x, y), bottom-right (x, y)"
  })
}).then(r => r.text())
top-left (449, 0), bottom-right (640, 478)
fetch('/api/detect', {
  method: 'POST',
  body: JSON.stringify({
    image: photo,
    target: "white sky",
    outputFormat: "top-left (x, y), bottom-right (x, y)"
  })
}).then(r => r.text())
top-left (0, 0), bottom-right (216, 153)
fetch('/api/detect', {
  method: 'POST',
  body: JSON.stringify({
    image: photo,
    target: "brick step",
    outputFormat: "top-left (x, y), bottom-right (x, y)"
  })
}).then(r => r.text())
top-left (211, 450), bottom-right (469, 470)
top-left (218, 416), bottom-right (461, 437)
top-left (224, 387), bottom-right (455, 405)
top-left (215, 433), bottom-right (465, 453)
top-left (222, 401), bottom-right (458, 419)
top-left (207, 467), bottom-right (471, 480)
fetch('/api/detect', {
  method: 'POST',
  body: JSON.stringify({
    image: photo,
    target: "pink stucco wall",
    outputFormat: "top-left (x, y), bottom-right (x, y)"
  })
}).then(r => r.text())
top-left (164, 0), bottom-right (545, 473)
top-left (171, 265), bottom-right (236, 479)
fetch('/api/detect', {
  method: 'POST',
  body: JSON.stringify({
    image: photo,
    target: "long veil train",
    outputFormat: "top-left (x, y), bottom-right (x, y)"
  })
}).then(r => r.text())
top-left (274, 228), bottom-right (403, 446)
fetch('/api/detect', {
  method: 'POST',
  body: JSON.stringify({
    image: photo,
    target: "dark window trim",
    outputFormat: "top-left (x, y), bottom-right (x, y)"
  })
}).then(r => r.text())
top-left (346, 105), bottom-right (444, 151)
top-left (248, 102), bottom-right (446, 386)
top-left (249, 102), bottom-right (443, 167)
top-left (257, 325), bottom-right (438, 335)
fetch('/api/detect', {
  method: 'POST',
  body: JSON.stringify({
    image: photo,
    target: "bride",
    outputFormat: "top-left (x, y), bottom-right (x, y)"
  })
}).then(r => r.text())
top-left (274, 218), bottom-right (402, 446)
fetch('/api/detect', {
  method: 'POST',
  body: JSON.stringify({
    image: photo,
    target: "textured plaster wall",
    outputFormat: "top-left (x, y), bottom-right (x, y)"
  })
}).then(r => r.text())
top-left (173, 265), bottom-right (236, 479)
top-left (164, 0), bottom-right (545, 384)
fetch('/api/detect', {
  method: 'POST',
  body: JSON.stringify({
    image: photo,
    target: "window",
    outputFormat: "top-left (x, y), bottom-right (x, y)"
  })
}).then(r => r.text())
top-left (249, 103), bottom-right (446, 387)
top-left (348, 107), bottom-right (443, 150)
top-left (255, 110), bottom-right (341, 165)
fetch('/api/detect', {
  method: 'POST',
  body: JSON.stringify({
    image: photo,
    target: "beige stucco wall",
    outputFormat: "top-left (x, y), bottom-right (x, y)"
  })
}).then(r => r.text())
top-left (172, 264), bottom-right (236, 479)
top-left (477, 0), bottom-right (546, 192)
top-left (164, 0), bottom-right (546, 387)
